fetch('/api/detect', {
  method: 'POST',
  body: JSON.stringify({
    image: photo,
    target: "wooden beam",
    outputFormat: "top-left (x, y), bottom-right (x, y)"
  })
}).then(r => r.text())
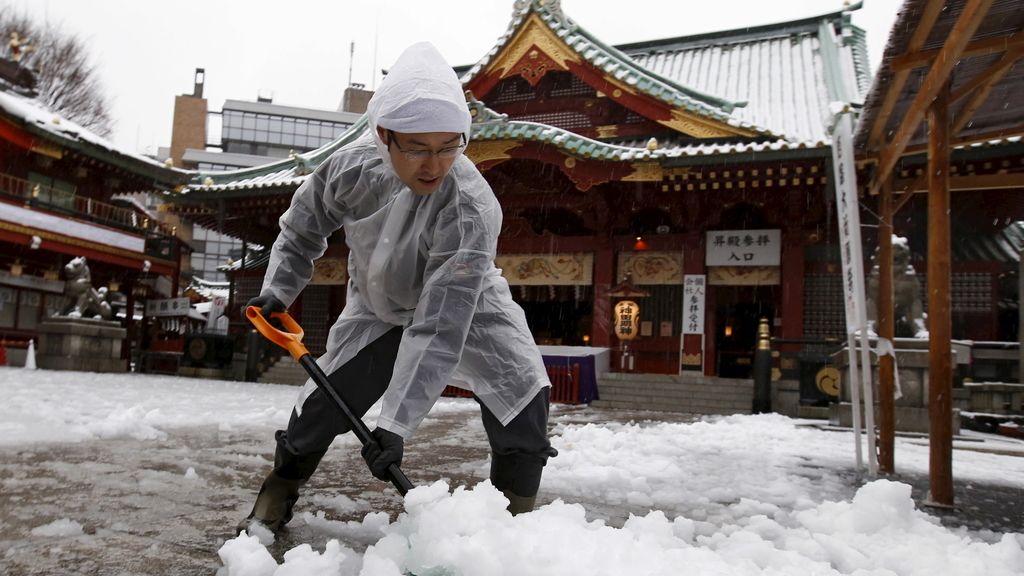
top-left (894, 172), bottom-right (1024, 193)
top-left (890, 33), bottom-right (1024, 71)
top-left (950, 46), bottom-right (1024, 102)
top-left (862, 127), bottom-right (1024, 161)
top-left (927, 82), bottom-right (954, 508)
top-left (878, 176), bottom-right (896, 474)
top-left (870, 0), bottom-right (995, 197)
top-left (867, 0), bottom-right (947, 150)
top-left (896, 126), bottom-right (1024, 157)
top-left (867, 70), bottom-right (911, 151)
top-left (952, 47), bottom-right (1024, 134)
top-left (893, 172), bottom-right (926, 215)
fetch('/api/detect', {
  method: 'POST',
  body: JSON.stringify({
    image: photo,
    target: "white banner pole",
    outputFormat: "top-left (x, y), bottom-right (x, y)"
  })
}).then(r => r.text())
top-left (858, 328), bottom-right (878, 475)
top-left (847, 332), bottom-right (864, 469)
top-left (831, 108), bottom-right (874, 473)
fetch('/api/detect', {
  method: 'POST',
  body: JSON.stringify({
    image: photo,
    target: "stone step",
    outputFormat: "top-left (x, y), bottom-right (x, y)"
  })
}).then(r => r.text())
top-left (598, 384), bottom-right (752, 401)
top-left (593, 375), bottom-right (754, 414)
top-left (258, 358), bottom-right (308, 385)
top-left (597, 382), bottom-right (752, 397)
top-left (590, 398), bottom-right (751, 415)
top-left (592, 398), bottom-right (751, 411)
top-left (262, 366), bottom-right (307, 377)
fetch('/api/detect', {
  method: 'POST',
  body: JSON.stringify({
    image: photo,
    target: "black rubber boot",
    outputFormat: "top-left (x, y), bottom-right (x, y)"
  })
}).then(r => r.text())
top-left (236, 472), bottom-right (303, 534)
top-left (491, 452), bottom-right (548, 516)
top-left (501, 489), bottom-right (538, 516)
top-left (236, 445), bottom-right (326, 535)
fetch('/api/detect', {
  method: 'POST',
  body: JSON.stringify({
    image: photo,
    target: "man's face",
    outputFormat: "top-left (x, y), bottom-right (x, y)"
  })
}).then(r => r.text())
top-left (379, 128), bottom-right (464, 196)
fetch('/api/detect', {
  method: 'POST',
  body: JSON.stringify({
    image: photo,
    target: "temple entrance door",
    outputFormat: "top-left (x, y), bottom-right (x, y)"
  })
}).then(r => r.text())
top-left (514, 285), bottom-right (592, 346)
top-left (714, 286), bottom-right (776, 378)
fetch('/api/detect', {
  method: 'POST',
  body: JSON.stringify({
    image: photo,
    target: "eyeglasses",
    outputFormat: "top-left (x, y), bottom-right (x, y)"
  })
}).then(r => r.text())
top-left (387, 130), bottom-right (466, 162)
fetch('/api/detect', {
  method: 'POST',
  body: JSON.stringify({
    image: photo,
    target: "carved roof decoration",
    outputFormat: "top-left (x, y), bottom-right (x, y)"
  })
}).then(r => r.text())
top-left (186, 109), bottom-right (826, 193)
top-left (460, 0), bottom-right (785, 140)
top-left (467, 90), bottom-right (510, 125)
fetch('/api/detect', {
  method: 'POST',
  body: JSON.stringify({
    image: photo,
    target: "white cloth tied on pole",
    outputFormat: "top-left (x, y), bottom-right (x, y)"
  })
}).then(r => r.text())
top-left (874, 337), bottom-right (903, 400)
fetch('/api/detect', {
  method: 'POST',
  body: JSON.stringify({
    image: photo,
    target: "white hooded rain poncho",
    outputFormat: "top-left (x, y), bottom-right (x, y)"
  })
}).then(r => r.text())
top-left (261, 42), bottom-right (551, 438)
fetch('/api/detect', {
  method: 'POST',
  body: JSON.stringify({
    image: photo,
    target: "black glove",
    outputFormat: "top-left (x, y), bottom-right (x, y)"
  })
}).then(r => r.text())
top-left (243, 294), bottom-right (286, 317)
top-left (361, 427), bottom-right (404, 481)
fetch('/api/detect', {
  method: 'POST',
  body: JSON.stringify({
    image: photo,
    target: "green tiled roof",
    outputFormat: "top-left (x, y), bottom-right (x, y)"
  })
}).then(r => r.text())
top-left (186, 115), bottom-right (370, 193)
top-left (460, 0), bottom-right (785, 139)
top-left (186, 102), bottom-right (824, 193)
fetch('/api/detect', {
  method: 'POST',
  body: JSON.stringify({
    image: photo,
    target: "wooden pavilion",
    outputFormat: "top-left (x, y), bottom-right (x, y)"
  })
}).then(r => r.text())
top-left (855, 0), bottom-right (1023, 505)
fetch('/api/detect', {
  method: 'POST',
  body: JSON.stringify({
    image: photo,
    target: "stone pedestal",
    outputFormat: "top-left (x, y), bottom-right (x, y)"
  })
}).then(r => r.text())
top-left (828, 338), bottom-right (967, 434)
top-left (964, 382), bottom-right (1024, 414)
top-left (37, 317), bottom-right (127, 373)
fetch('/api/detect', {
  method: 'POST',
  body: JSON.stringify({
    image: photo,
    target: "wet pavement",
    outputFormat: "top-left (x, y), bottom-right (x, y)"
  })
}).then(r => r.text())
top-left (0, 404), bottom-right (1020, 575)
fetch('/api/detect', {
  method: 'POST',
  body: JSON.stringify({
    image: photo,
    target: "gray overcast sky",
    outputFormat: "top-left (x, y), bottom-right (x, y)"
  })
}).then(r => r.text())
top-left (6, 0), bottom-right (901, 155)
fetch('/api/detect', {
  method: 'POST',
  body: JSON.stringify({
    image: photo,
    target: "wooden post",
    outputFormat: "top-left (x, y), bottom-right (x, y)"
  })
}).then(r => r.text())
top-left (878, 178), bottom-right (896, 474)
top-left (927, 81), bottom-right (954, 507)
top-left (1019, 246), bottom-right (1023, 384)
top-left (125, 277), bottom-right (135, 372)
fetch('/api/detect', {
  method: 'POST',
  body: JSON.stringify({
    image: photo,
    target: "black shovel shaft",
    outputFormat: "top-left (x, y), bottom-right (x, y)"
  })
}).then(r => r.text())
top-left (297, 354), bottom-right (415, 496)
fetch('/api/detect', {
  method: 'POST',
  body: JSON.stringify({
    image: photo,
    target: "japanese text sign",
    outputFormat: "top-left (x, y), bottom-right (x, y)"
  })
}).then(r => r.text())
top-left (705, 230), bottom-right (781, 266)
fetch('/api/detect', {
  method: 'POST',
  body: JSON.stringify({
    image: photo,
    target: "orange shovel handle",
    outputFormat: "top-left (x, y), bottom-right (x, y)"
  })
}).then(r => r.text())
top-left (245, 306), bottom-right (309, 360)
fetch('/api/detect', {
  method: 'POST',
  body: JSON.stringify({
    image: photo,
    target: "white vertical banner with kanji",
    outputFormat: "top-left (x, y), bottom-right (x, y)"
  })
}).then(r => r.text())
top-left (680, 274), bottom-right (706, 373)
top-left (682, 275), bottom-right (706, 335)
top-left (833, 115), bottom-right (868, 334)
top-left (831, 109), bottom-right (876, 475)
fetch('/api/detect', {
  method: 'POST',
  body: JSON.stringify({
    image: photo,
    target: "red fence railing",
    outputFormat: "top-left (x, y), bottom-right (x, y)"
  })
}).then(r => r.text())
top-left (441, 363), bottom-right (584, 405)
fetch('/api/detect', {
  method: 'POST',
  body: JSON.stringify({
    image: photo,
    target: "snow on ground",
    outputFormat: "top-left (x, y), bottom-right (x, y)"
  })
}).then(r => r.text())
top-left (1, 367), bottom-right (1022, 575)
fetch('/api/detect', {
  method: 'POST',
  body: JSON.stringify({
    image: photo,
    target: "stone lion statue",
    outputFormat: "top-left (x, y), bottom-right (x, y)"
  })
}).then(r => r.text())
top-left (59, 256), bottom-right (112, 320)
top-left (866, 236), bottom-right (928, 338)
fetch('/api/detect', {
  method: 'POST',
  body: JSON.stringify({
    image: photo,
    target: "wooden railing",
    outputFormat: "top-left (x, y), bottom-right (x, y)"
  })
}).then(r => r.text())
top-left (0, 171), bottom-right (176, 237)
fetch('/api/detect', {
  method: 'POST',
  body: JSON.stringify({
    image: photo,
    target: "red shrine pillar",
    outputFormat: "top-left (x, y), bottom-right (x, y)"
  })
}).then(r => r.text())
top-left (779, 228), bottom-right (805, 341)
top-left (591, 243), bottom-right (614, 347)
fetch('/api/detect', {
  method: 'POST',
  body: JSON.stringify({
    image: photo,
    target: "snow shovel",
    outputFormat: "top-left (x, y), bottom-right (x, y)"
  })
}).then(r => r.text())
top-left (246, 306), bottom-right (415, 496)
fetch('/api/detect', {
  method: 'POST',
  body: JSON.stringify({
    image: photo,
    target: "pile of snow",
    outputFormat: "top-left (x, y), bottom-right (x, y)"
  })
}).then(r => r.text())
top-left (29, 518), bottom-right (85, 538)
top-left (218, 479), bottom-right (1023, 576)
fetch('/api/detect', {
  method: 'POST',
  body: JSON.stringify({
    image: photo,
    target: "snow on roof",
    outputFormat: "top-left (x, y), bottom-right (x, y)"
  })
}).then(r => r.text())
top-left (0, 88), bottom-right (189, 182)
top-left (618, 7), bottom-right (870, 144)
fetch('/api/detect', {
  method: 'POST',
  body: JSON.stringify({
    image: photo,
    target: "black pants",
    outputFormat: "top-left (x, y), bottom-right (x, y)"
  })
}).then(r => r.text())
top-left (273, 326), bottom-right (555, 497)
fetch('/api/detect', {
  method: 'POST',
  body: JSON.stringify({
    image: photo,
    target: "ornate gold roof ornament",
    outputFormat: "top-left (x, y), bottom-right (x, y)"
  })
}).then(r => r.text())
top-left (8, 32), bottom-right (34, 63)
top-left (514, 0), bottom-right (573, 31)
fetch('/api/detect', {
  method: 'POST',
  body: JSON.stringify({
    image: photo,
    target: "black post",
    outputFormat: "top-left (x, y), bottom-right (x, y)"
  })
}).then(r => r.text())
top-left (245, 329), bottom-right (261, 382)
top-left (751, 317), bottom-right (772, 413)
